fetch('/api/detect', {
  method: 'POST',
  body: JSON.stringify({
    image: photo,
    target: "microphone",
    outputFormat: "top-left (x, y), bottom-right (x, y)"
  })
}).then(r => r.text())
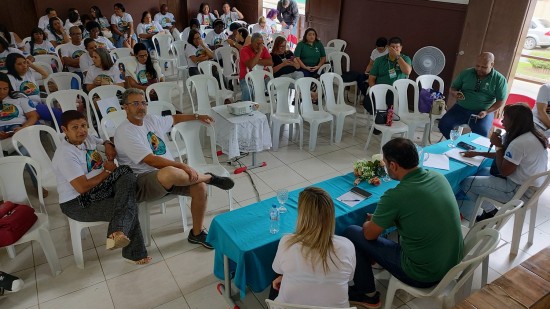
top-left (488, 129), bottom-right (502, 152)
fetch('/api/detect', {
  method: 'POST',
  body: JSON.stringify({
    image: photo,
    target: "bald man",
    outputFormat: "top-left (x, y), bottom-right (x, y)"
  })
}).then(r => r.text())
top-left (438, 52), bottom-right (508, 139)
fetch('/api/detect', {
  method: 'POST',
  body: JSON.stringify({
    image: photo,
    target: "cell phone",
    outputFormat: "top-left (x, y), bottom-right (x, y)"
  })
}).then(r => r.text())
top-left (457, 141), bottom-right (476, 151)
top-left (350, 187), bottom-right (372, 199)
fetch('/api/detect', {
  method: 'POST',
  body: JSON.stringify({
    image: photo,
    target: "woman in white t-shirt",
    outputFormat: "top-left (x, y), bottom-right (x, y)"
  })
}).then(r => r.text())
top-left (84, 47), bottom-right (124, 92)
top-left (79, 38), bottom-right (97, 76)
top-left (90, 6), bottom-right (112, 38)
top-left (136, 11), bottom-right (165, 52)
top-left (220, 2), bottom-right (244, 28)
top-left (185, 29), bottom-right (214, 76)
top-left (45, 17), bottom-right (70, 47)
top-left (24, 28), bottom-right (56, 58)
top-left (111, 3), bottom-right (137, 48)
top-left (252, 16), bottom-right (273, 43)
top-left (271, 187), bottom-right (356, 308)
top-left (266, 9), bottom-right (279, 34)
top-left (51, 110), bottom-right (151, 265)
top-left (0, 24), bottom-right (24, 50)
top-left (197, 3), bottom-right (219, 28)
top-left (86, 21), bottom-right (115, 50)
top-left (125, 43), bottom-right (164, 99)
top-left (460, 103), bottom-right (549, 222)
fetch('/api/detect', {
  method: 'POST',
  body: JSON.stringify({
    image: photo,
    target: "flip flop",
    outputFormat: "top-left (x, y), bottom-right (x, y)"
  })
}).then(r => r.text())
top-left (105, 233), bottom-right (130, 250)
top-left (125, 256), bottom-right (152, 265)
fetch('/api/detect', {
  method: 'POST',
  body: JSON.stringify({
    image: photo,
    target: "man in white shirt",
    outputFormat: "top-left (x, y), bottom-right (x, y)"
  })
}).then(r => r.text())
top-left (533, 83), bottom-right (550, 137)
top-left (38, 8), bottom-right (58, 30)
top-left (205, 19), bottom-right (227, 50)
top-left (154, 4), bottom-right (176, 32)
top-left (60, 26), bottom-right (85, 75)
top-left (114, 88), bottom-right (235, 249)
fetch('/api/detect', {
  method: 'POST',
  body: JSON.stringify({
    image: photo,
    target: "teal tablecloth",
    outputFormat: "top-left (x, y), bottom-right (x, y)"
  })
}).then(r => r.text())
top-left (207, 133), bottom-right (491, 298)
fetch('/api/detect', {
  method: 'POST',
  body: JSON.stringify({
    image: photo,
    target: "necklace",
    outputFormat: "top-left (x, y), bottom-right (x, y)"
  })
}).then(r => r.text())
top-left (65, 136), bottom-right (84, 150)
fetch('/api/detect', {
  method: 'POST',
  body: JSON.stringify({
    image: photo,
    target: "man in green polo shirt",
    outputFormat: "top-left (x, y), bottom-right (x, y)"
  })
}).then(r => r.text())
top-left (363, 36), bottom-right (412, 115)
top-left (438, 52), bottom-right (508, 139)
top-left (344, 138), bottom-right (464, 308)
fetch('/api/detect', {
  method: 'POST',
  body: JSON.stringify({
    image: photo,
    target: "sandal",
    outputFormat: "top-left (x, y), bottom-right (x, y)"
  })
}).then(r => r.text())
top-left (126, 256), bottom-right (152, 265)
top-left (105, 232), bottom-right (130, 250)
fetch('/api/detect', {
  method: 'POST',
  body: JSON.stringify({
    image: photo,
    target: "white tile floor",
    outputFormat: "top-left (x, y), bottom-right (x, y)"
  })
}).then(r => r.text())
top-left (2, 88), bottom-right (550, 309)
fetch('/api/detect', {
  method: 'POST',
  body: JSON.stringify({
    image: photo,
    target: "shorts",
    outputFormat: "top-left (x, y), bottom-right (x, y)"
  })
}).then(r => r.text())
top-left (136, 170), bottom-right (190, 203)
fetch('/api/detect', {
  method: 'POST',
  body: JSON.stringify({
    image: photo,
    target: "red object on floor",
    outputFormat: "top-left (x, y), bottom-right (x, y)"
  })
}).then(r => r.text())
top-left (216, 150), bottom-right (223, 156)
top-left (234, 166), bottom-right (247, 174)
top-left (493, 94), bottom-right (536, 129)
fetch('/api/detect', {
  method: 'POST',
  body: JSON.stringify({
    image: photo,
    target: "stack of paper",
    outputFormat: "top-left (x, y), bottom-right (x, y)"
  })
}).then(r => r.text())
top-left (472, 136), bottom-right (491, 148)
top-left (444, 148), bottom-right (484, 166)
top-left (423, 153), bottom-right (450, 170)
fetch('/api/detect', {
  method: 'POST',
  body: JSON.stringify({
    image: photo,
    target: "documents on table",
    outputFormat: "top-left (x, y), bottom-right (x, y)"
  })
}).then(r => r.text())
top-left (337, 191), bottom-right (367, 207)
top-left (444, 148), bottom-right (484, 167)
top-left (423, 153), bottom-right (449, 170)
top-left (471, 136), bottom-right (491, 148)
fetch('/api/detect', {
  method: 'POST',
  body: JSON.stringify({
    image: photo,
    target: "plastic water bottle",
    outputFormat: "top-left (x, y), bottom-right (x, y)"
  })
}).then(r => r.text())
top-left (269, 204), bottom-right (280, 234)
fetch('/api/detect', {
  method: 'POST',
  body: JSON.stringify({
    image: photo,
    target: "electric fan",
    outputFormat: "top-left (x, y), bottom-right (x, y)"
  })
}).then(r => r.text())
top-left (412, 46), bottom-right (446, 76)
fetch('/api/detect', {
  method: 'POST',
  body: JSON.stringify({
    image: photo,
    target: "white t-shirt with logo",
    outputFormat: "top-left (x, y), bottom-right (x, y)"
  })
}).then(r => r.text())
top-left (114, 114), bottom-right (174, 175)
top-left (205, 30), bottom-right (227, 48)
top-left (370, 47), bottom-right (388, 61)
top-left (60, 42), bottom-right (86, 72)
top-left (84, 65), bottom-right (124, 86)
top-left (154, 12), bottom-right (175, 28)
top-left (136, 22), bottom-right (163, 37)
top-left (52, 135), bottom-right (106, 203)
top-left (504, 132), bottom-right (548, 187)
top-left (111, 13), bottom-right (133, 32)
top-left (0, 96), bottom-right (36, 127)
top-left (0, 48), bottom-right (23, 72)
top-left (220, 12), bottom-right (240, 28)
top-left (185, 44), bottom-right (208, 68)
top-left (24, 41), bottom-right (55, 56)
top-left (94, 36), bottom-right (115, 50)
top-left (7, 71), bottom-right (41, 102)
top-left (197, 13), bottom-right (217, 26)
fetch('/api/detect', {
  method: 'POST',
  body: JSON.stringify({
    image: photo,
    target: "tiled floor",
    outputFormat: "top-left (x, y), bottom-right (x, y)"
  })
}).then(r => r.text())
top-left (2, 87), bottom-right (550, 309)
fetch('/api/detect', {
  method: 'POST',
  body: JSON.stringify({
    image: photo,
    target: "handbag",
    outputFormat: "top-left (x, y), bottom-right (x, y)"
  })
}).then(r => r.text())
top-left (374, 110), bottom-right (400, 125)
top-left (0, 201), bottom-right (38, 247)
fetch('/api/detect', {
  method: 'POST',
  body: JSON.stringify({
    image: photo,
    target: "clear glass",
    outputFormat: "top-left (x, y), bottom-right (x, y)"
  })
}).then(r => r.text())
top-left (448, 129), bottom-right (460, 147)
top-left (276, 188), bottom-right (289, 214)
top-left (382, 165), bottom-right (391, 182)
top-left (416, 144), bottom-right (424, 166)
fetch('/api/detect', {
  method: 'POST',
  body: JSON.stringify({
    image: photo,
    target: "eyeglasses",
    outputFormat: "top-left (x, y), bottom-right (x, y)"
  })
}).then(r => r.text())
top-left (126, 101), bottom-right (148, 107)
top-left (474, 79), bottom-right (482, 92)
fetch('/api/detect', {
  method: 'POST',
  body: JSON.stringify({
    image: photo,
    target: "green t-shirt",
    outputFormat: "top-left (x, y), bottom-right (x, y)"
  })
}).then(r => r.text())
top-left (451, 68), bottom-right (508, 111)
top-left (370, 54), bottom-right (412, 85)
top-left (372, 168), bottom-right (464, 283)
top-left (294, 40), bottom-right (326, 67)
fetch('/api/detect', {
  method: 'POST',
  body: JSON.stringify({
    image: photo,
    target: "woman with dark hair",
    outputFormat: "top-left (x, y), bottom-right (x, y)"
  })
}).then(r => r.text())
top-left (24, 28), bottom-right (55, 57)
top-left (181, 18), bottom-right (201, 42)
top-left (0, 72), bottom-right (39, 138)
top-left (460, 103), bottom-right (549, 221)
top-left (45, 17), bottom-right (70, 47)
top-left (111, 3), bottom-right (137, 48)
top-left (271, 36), bottom-right (302, 79)
top-left (294, 28), bottom-right (326, 78)
top-left (220, 2), bottom-right (244, 28)
top-left (64, 9), bottom-right (82, 34)
top-left (84, 48), bottom-right (124, 92)
top-left (226, 27), bottom-right (250, 51)
top-left (79, 38), bottom-right (97, 76)
top-left (136, 11), bottom-right (165, 52)
top-left (125, 42), bottom-right (164, 93)
top-left (5, 53), bottom-right (62, 125)
top-left (197, 3), bottom-right (219, 27)
top-left (0, 24), bottom-right (24, 50)
top-left (185, 29), bottom-right (214, 76)
top-left (270, 187), bottom-right (355, 307)
top-left (90, 5), bottom-right (112, 38)
top-left (0, 35), bottom-right (25, 71)
top-left (86, 21), bottom-right (115, 50)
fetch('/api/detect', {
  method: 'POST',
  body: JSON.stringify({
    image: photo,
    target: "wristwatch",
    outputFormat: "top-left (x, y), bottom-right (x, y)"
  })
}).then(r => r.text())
top-left (194, 113), bottom-right (199, 120)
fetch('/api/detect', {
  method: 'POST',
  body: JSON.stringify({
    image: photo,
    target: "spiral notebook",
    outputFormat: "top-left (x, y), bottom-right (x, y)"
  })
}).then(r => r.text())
top-left (444, 148), bottom-right (484, 167)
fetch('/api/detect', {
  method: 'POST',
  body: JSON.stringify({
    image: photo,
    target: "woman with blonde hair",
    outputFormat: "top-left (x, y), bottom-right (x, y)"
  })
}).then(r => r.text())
top-left (271, 187), bottom-right (356, 307)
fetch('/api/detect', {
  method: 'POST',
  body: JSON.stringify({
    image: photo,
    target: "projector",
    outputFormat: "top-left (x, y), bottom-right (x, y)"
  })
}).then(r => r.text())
top-left (227, 101), bottom-right (255, 115)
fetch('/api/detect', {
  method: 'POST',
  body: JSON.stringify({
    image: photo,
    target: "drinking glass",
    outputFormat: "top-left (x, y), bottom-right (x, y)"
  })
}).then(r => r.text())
top-left (416, 144), bottom-right (424, 166)
top-left (276, 188), bottom-right (289, 214)
top-left (448, 129), bottom-right (460, 148)
top-left (382, 165), bottom-right (391, 182)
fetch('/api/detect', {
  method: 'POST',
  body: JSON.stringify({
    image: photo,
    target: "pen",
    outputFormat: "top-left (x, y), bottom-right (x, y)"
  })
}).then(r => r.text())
top-left (341, 199), bottom-right (360, 202)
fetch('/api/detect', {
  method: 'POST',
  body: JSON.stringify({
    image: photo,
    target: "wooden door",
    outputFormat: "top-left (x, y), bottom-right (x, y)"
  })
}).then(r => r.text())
top-left (0, 0), bottom-right (37, 39)
top-left (305, 0), bottom-right (342, 42)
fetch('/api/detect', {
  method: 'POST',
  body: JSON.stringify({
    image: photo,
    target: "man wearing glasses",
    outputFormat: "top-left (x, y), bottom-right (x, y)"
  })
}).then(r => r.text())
top-left (59, 26), bottom-right (86, 76)
top-left (114, 88), bottom-right (235, 249)
top-left (439, 52), bottom-right (508, 139)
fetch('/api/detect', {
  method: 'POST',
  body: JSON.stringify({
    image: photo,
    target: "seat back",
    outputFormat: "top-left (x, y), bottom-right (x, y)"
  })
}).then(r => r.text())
top-left (34, 54), bottom-right (63, 73)
top-left (46, 89), bottom-right (94, 133)
top-left (295, 77), bottom-right (323, 115)
top-left (320, 72), bottom-right (344, 110)
top-left (268, 77), bottom-right (295, 115)
top-left (44, 72), bottom-right (82, 94)
top-left (171, 121), bottom-right (218, 166)
top-left (265, 299), bottom-right (357, 309)
top-left (186, 75), bottom-right (218, 114)
top-left (505, 93), bottom-right (536, 109)
top-left (33, 62), bottom-right (53, 86)
top-left (198, 60), bottom-right (227, 91)
top-left (148, 100), bottom-right (177, 116)
top-left (152, 33), bottom-right (174, 58)
top-left (512, 169), bottom-right (550, 207)
top-left (416, 74), bottom-right (445, 93)
top-left (317, 63), bottom-right (332, 75)
top-left (327, 51), bottom-right (350, 75)
top-left (245, 70), bottom-right (274, 104)
top-left (172, 40), bottom-right (189, 68)
top-left (100, 110), bottom-right (127, 140)
top-left (145, 82), bottom-right (182, 112)
top-left (393, 79), bottom-right (419, 116)
top-left (110, 48), bottom-right (133, 61)
top-left (0, 156), bottom-right (45, 211)
top-left (88, 85), bottom-right (125, 105)
top-left (11, 125), bottom-right (61, 188)
top-left (368, 84), bottom-right (398, 115)
top-left (326, 39), bottom-right (347, 52)
top-left (172, 28), bottom-right (182, 41)
top-left (214, 46), bottom-right (239, 78)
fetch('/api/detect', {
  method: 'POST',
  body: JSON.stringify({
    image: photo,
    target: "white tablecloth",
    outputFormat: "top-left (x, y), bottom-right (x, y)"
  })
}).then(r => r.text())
top-left (211, 105), bottom-right (272, 159)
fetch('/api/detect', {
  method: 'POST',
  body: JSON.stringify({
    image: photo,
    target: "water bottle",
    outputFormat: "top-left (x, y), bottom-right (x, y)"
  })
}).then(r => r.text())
top-left (269, 204), bottom-right (280, 234)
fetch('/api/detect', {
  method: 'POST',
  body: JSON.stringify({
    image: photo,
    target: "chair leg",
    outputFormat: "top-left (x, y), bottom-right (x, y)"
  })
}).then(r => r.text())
top-left (329, 120), bottom-right (334, 145)
top-left (308, 121), bottom-right (320, 152)
top-left (138, 203), bottom-right (152, 247)
top-left (335, 114), bottom-right (345, 144)
top-left (510, 208), bottom-right (526, 255)
top-left (384, 277), bottom-right (398, 309)
top-left (481, 256), bottom-right (489, 286)
top-left (364, 125), bottom-right (374, 151)
top-left (528, 199), bottom-right (539, 245)
top-left (421, 123), bottom-right (430, 146)
top-left (272, 123), bottom-right (281, 151)
top-left (178, 196), bottom-right (189, 232)
top-left (69, 219), bottom-right (85, 269)
top-left (6, 245), bottom-right (16, 258)
top-left (160, 202), bottom-right (167, 214)
top-left (227, 190), bottom-right (233, 211)
top-left (299, 122), bottom-right (303, 150)
top-left (407, 125), bottom-right (416, 141)
top-left (38, 228), bottom-right (62, 276)
top-left (352, 113), bottom-right (357, 137)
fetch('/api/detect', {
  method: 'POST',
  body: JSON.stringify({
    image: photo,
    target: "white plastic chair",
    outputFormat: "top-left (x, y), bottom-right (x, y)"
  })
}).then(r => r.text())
top-left (317, 63), bottom-right (332, 75)
top-left (99, 110), bottom-right (127, 140)
top-left (468, 170), bottom-right (550, 255)
top-left (268, 77), bottom-right (303, 151)
top-left (393, 79), bottom-right (431, 146)
top-left (198, 60), bottom-right (234, 102)
top-left (88, 85), bottom-right (125, 103)
top-left (172, 40), bottom-right (190, 85)
top-left (22, 36), bottom-right (31, 46)
top-left (46, 89), bottom-right (97, 135)
top-left (416, 75), bottom-right (446, 133)
top-left (152, 33), bottom-right (177, 76)
top-left (146, 81), bottom-right (184, 113)
top-left (186, 74), bottom-right (220, 114)
top-left (326, 39), bottom-right (347, 52)
top-left (34, 54), bottom-right (62, 75)
top-left (320, 73), bottom-right (357, 144)
top-left (172, 28), bottom-right (182, 41)
top-left (171, 121), bottom-right (233, 210)
top-left (43, 72), bottom-right (82, 94)
top-left (214, 46), bottom-right (240, 90)
top-left (295, 77), bottom-right (334, 151)
top-left (364, 84), bottom-right (409, 153)
top-left (384, 229), bottom-right (500, 309)
top-left (323, 47), bottom-right (338, 59)
top-left (68, 218), bottom-right (107, 269)
top-left (327, 52), bottom-right (358, 107)
top-left (32, 61), bottom-right (53, 87)
top-left (0, 156), bottom-right (61, 276)
top-left (148, 100), bottom-right (177, 116)
top-left (245, 70), bottom-right (273, 105)
top-left (463, 199), bottom-right (524, 286)
top-left (265, 299), bottom-right (356, 309)
top-left (109, 47), bottom-right (133, 61)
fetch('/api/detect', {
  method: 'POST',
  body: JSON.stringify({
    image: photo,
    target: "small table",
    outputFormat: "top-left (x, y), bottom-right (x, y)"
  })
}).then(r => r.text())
top-left (211, 104), bottom-right (272, 173)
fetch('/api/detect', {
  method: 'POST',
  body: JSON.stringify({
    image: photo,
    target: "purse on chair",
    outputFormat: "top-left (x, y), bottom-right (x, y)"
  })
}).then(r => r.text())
top-left (0, 201), bottom-right (38, 247)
